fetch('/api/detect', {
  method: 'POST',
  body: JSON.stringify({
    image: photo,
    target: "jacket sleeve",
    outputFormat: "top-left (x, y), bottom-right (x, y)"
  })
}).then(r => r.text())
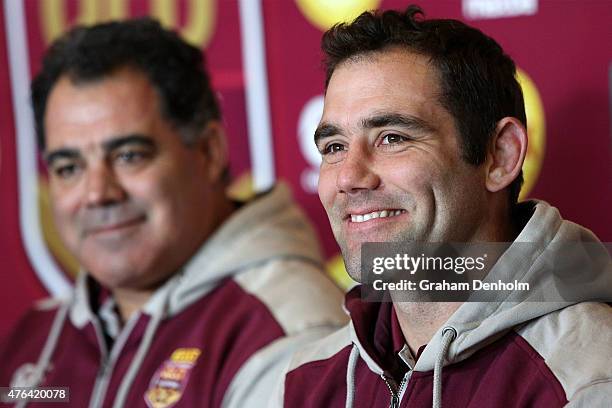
top-left (221, 327), bottom-right (333, 408)
top-left (565, 380), bottom-right (612, 407)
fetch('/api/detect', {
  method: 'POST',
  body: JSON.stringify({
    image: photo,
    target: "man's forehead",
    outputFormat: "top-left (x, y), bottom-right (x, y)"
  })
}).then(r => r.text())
top-left (44, 70), bottom-right (160, 151)
top-left (327, 48), bottom-right (436, 91)
top-left (46, 70), bottom-right (156, 116)
top-left (321, 50), bottom-right (443, 131)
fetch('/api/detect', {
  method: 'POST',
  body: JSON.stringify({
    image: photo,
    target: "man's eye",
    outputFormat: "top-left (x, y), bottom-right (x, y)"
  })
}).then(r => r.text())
top-left (53, 163), bottom-right (80, 179)
top-left (115, 150), bottom-right (147, 164)
top-left (381, 133), bottom-right (408, 145)
top-left (323, 143), bottom-right (345, 155)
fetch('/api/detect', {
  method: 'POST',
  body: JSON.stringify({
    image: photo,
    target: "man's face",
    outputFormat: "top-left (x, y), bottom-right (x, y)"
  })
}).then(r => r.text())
top-left (316, 50), bottom-right (489, 280)
top-left (44, 68), bottom-right (219, 290)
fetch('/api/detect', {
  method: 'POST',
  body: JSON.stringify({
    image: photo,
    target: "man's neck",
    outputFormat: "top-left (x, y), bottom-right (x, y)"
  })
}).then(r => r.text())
top-left (392, 301), bottom-right (462, 356)
top-left (391, 207), bottom-right (520, 354)
top-left (113, 287), bottom-right (155, 324)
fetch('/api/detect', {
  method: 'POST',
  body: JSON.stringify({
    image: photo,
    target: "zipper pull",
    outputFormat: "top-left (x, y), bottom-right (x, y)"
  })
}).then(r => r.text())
top-left (381, 374), bottom-right (400, 408)
top-left (390, 393), bottom-right (399, 408)
top-left (97, 358), bottom-right (109, 378)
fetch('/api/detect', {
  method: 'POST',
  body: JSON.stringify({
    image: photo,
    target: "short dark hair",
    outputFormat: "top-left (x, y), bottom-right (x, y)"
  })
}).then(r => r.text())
top-left (322, 5), bottom-right (526, 205)
top-left (32, 17), bottom-right (220, 151)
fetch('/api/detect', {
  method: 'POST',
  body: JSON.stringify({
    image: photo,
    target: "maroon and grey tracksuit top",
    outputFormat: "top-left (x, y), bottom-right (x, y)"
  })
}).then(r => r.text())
top-left (277, 201), bottom-right (612, 407)
top-left (0, 184), bottom-right (348, 408)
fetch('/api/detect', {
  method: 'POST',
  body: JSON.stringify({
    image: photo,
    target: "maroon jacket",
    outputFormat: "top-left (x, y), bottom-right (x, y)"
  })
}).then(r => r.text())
top-left (277, 202), bottom-right (612, 407)
top-left (0, 185), bottom-right (348, 408)
top-left (1, 278), bottom-right (300, 407)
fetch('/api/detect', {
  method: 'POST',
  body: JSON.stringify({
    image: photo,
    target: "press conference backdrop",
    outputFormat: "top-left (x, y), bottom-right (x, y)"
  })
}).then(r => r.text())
top-left (1, 0), bottom-right (611, 339)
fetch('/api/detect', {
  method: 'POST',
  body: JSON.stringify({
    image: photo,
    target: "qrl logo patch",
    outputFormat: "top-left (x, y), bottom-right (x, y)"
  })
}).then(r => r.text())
top-left (144, 348), bottom-right (201, 408)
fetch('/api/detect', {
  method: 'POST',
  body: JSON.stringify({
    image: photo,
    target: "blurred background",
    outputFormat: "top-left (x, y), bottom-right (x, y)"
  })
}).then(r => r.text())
top-left (1, 0), bottom-right (611, 339)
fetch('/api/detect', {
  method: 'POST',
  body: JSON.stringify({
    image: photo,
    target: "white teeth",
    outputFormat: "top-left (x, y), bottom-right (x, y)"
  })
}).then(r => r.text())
top-left (350, 210), bottom-right (404, 223)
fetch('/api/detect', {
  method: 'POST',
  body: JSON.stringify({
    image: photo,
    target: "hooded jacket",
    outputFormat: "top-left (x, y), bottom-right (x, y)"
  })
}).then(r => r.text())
top-left (0, 184), bottom-right (348, 408)
top-left (277, 201), bottom-right (612, 408)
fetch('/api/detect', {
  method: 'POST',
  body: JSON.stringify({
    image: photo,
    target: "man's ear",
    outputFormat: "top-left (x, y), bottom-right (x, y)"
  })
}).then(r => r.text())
top-left (194, 121), bottom-right (228, 184)
top-left (485, 117), bottom-right (527, 193)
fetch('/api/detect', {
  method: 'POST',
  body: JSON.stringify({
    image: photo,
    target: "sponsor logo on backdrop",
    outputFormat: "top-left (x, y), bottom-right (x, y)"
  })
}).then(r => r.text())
top-left (516, 68), bottom-right (546, 200)
top-left (39, 0), bottom-right (215, 46)
top-left (296, 0), bottom-right (381, 31)
top-left (463, 0), bottom-right (538, 20)
top-left (298, 95), bottom-right (324, 193)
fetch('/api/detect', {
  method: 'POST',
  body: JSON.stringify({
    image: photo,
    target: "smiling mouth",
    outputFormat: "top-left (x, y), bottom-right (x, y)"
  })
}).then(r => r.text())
top-left (349, 209), bottom-right (406, 223)
top-left (87, 215), bottom-right (146, 235)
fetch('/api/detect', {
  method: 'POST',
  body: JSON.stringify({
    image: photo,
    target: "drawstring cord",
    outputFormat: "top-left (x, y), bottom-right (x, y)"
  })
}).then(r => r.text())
top-left (345, 344), bottom-right (360, 408)
top-left (14, 301), bottom-right (70, 408)
top-left (433, 327), bottom-right (457, 408)
top-left (111, 278), bottom-right (179, 408)
top-left (345, 326), bottom-right (457, 408)
top-left (111, 308), bottom-right (164, 408)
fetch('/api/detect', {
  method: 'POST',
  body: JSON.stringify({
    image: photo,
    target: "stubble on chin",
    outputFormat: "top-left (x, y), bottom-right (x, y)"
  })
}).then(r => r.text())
top-left (329, 220), bottom-right (362, 282)
top-left (342, 248), bottom-right (363, 283)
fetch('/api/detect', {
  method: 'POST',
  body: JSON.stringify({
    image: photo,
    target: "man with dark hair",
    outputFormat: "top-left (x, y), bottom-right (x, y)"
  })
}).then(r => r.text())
top-left (275, 6), bottom-right (612, 407)
top-left (0, 18), bottom-right (347, 407)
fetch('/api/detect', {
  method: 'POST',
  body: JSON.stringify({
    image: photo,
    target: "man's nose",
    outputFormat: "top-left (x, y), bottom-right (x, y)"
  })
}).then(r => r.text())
top-left (336, 145), bottom-right (381, 194)
top-left (83, 163), bottom-right (127, 207)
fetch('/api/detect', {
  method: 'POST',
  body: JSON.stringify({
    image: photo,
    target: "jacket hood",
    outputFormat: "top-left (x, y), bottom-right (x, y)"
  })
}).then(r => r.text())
top-left (433, 200), bottom-right (612, 372)
top-left (347, 200), bottom-right (612, 374)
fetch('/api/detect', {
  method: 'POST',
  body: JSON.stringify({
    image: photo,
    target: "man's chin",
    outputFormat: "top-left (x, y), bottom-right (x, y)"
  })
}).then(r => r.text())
top-left (83, 259), bottom-right (142, 287)
top-left (340, 250), bottom-right (364, 283)
top-left (87, 272), bottom-right (135, 291)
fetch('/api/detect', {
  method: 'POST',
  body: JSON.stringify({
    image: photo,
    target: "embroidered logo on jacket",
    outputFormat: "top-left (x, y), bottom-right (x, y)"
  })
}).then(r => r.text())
top-left (144, 348), bottom-right (201, 408)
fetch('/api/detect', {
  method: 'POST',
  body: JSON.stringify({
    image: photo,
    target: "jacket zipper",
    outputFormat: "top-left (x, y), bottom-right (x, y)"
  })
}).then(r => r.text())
top-left (88, 319), bottom-right (111, 408)
top-left (89, 357), bottom-right (111, 408)
top-left (381, 372), bottom-right (410, 408)
top-left (88, 314), bottom-right (139, 408)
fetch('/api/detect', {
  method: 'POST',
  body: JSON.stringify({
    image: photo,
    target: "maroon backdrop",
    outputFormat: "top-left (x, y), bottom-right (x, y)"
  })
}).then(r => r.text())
top-left (1, 0), bottom-right (611, 339)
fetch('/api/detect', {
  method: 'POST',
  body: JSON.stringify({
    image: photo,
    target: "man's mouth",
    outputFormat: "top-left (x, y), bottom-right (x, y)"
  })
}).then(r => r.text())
top-left (349, 209), bottom-right (406, 223)
top-left (86, 215), bottom-right (146, 235)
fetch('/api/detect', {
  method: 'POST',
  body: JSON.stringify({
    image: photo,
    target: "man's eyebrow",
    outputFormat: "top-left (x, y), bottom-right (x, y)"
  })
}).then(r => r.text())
top-left (43, 134), bottom-right (155, 165)
top-left (44, 148), bottom-right (81, 166)
top-left (313, 113), bottom-right (434, 146)
top-left (102, 134), bottom-right (156, 152)
top-left (314, 123), bottom-right (343, 146)
top-left (361, 113), bottom-right (434, 133)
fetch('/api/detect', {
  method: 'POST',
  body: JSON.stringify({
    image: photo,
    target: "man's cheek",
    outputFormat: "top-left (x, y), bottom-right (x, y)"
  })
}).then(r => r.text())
top-left (317, 175), bottom-right (335, 209)
top-left (51, 200), bottom-right (71, 228)
top-left (55, 216), bottom-right (80, 255)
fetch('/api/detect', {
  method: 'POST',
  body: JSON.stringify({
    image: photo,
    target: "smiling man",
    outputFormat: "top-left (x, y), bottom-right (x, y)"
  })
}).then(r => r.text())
top-left (276, 6), bottom-right (612, 408)
top-left (0, 18), bottom-right (347, 407)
